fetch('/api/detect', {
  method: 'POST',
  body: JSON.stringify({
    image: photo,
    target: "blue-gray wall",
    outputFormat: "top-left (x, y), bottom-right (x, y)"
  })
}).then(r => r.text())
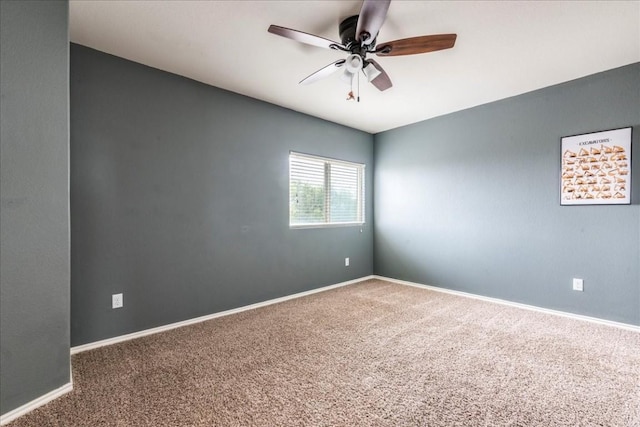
top-left (0, 0), bottom-right (70, 415)
top-left (70, 44), bottom-right (374, 346)
top-left (374, 63), bottom-right (640, 326)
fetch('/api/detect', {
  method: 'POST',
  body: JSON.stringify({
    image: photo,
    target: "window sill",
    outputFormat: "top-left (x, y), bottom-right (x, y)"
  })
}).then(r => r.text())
top-left (290, 222), bottom-right (365, 230)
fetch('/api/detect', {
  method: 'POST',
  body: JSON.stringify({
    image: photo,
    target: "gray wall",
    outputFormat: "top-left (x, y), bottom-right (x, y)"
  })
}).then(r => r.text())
top-left (374, 63), bottom-right (640, 326)
top-left (0, 0), bottom-right (70, 415)
top-left (70, 44), bottom-right (374, 346)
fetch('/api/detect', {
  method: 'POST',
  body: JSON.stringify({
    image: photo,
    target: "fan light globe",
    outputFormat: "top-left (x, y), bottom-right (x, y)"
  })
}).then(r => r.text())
top-left (345, 54), bottom-right (363, 74)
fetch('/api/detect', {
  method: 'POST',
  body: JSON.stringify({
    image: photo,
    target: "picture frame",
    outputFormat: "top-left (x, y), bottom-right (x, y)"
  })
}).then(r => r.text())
top-left (560, 127), bottom-right (632, 205)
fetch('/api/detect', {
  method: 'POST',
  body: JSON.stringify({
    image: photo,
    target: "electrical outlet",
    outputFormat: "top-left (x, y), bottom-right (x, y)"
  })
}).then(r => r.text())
top-left (572, 278), bottom-right (583, 292)
top-left (112, 293), bottom-right (123, 309)
top-left (345, 257), bottom-right (350, 267)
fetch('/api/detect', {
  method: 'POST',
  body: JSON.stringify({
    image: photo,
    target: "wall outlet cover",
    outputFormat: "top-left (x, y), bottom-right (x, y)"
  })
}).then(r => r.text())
top-left (112, 293), bottom-right (123, 308)
top-left (572, 278), bottom-right (584, 292)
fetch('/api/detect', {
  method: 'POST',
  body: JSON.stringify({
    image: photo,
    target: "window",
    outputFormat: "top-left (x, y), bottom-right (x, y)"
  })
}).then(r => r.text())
top-left (289, 152), bottom-right (365, 227)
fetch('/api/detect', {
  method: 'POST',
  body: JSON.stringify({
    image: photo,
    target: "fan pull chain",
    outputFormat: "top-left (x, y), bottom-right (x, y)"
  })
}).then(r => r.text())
top-left (346, 71), bottom-right (361, 102)
top-left (346, 73), bottom-right (355, 101)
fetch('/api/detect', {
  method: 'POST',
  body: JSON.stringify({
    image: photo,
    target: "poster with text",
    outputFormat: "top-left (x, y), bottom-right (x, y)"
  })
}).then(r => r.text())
top-left (560, 127), bottom-right (632, 205)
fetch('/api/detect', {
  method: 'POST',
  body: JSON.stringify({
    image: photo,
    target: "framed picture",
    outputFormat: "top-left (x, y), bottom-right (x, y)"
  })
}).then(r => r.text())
top-left (560, 127), bottom-right (632, 205)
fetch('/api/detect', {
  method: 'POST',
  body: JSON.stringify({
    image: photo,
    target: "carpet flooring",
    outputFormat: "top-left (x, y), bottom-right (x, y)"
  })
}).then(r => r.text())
top-left (7, 279), bottom-right (640, 426)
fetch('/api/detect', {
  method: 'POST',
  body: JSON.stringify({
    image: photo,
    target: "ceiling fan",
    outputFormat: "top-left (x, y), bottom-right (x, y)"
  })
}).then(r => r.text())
top-left (267, 0), bottom-right (456, 99)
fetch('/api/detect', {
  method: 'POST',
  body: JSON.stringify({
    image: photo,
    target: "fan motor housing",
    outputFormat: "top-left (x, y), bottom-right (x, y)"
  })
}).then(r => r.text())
top-left (339, 15), bottom-right (376, 51)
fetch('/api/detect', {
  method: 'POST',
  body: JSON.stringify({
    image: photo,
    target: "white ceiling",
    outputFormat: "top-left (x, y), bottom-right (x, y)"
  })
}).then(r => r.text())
top-left (69, 1), bottom-right (640, 134)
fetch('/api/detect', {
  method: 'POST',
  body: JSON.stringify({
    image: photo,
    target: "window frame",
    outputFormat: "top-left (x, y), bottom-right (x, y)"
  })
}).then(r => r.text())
top-left (289, 151), bottom-right (365, 229)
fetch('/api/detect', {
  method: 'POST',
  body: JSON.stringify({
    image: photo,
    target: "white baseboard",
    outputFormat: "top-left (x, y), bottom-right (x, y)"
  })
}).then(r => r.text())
top-left (72, 273), bottom-right (638, 355)
top-left (375, 275), bottom-right (640, 333)
top-left (0, 382), bottom-right (73, 426)
top-left (71, 275), bottom-right (376, 355)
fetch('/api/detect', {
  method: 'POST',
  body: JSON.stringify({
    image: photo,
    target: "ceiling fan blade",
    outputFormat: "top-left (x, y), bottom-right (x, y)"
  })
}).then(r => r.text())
top-left (355, 0), bottom-right (391, 46)
top-left (299, 59), bottom-right (346, 85)
top-left (367, 59), bottom-right (392, 91)
top-left (268, 25), bottom-right (344, 50)
top-left (375, 34), bottom-right (457, 56)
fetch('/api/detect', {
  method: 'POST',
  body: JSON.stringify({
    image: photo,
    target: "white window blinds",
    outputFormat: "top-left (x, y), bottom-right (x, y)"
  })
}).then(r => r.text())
top-left (289, 152), bottom-right (365, 227)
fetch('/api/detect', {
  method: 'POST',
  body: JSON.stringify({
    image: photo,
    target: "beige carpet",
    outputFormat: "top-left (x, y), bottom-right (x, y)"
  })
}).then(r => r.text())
top-left (7, 279), bottom-right (640, 426)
